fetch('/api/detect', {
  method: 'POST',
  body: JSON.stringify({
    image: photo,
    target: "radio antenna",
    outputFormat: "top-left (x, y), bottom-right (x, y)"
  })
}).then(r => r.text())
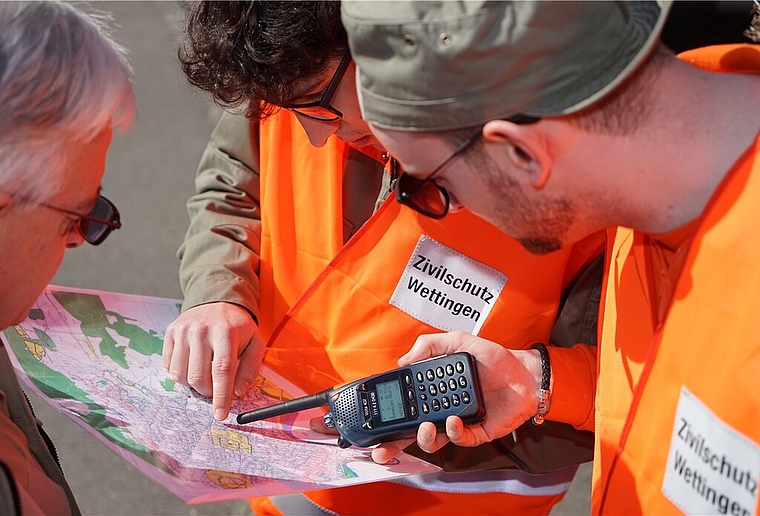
top-left (236, 388), bottom-right (331, 424)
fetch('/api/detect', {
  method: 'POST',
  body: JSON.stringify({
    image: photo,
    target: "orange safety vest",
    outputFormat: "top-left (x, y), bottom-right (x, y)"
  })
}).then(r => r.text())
top-left (592, 45), bottom-right (760, 515)
top-left (255, 110), bottom-right (600, 515)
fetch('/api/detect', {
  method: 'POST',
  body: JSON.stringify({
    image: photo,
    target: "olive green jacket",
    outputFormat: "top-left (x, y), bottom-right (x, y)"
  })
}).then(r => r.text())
top-left (0, 340), bottom-right (80, 515)
top-left (178, 111), bottom-right (387, 318)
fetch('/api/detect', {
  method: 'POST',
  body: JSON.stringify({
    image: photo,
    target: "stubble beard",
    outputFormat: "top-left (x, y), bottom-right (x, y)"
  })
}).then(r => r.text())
top-left (484, 159), bottom-right (574, 256)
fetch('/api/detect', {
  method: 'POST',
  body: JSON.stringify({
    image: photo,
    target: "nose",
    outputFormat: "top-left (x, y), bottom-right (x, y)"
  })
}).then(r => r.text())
top-left (294, 113), bottom-right (339, 148)
top-left (448, 192), bottom-right (465, 213)
top-left (66, 225), bottom-right (86, 248)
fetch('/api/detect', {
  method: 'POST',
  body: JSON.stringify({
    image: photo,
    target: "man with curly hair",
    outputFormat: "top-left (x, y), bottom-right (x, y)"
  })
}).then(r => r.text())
top-left (164, 2), bottom-right (603, 514)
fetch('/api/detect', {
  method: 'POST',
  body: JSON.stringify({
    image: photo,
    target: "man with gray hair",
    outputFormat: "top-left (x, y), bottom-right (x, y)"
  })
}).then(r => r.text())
top-left (0, 2), bottom-right (135, 514)
top-left (343, 1), bottom-right (760, 514)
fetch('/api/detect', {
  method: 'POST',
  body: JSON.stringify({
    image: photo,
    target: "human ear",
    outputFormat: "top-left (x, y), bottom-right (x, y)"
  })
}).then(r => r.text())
top-left (481, 119), bottom-right (552, 189)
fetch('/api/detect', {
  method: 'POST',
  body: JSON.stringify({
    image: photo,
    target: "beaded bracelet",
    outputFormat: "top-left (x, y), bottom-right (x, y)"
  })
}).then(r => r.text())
top-left (531, 342), bottom-right (551, 425)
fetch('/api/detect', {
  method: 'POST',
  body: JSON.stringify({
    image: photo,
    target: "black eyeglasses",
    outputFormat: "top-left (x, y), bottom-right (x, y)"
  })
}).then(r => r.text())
top-left (394, 115), bottom-right (541, 219)
top-left (40, 194), bottom-right (122, 245)
top-left (395, 131), bottom-right (481, 219)
top-left (282, 53), bottom-right (351, 122)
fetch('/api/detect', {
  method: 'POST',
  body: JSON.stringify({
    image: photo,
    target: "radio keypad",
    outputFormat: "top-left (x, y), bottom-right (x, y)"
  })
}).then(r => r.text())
top-left (391, 358), bottom-right (474, 422)
top-left (412, 358), bottom-right (473, 415)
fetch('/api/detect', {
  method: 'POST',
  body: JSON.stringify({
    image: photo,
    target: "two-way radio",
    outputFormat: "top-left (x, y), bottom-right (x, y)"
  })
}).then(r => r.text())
top-left (237, 352), bottom-right (486, 448)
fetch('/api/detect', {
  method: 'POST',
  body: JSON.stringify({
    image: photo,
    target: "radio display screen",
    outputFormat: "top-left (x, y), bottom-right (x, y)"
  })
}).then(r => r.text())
top-left (375, 380), bottom-right (405, 422)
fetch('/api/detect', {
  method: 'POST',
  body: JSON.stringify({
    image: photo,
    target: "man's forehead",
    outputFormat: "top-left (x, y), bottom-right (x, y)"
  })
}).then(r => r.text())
top-left (72, 186), bottom-right (103, 211)
top-left (372, 126), bottom-right (448, 173)
top-left (55, 181), bottom-right (100, 213)
top-left (60, 127), bottom-right (111, 209)
top-left (287, 65), bottom-right (338, 102)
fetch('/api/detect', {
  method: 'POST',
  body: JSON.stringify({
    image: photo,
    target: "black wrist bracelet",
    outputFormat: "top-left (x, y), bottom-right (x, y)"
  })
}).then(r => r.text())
top-left (531, 342), bottom-right (551, 425)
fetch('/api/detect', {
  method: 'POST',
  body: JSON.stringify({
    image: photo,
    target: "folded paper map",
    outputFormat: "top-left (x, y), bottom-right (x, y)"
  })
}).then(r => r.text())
top-left (1, 285), bottom-right (440, 504)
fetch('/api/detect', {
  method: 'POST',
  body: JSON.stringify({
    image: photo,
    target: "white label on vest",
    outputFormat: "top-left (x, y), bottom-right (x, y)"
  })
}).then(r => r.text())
top-left (662, 386), bottom-right (760, 516)
top-left (389, 235), bottom-right (507, 335)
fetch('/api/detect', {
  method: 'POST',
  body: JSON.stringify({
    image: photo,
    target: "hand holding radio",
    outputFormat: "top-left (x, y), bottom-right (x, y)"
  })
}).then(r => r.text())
top-left (236, 330), bottom-right (546, 463)
top-left (373, 331), bottom-right (544, 461)
top-left (237, 349), bottom-right (486, 449)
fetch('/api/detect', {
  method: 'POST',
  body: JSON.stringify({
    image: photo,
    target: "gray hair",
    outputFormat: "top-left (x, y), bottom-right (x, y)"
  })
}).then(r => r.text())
top-left (0, 1), bottom-right (136, 204)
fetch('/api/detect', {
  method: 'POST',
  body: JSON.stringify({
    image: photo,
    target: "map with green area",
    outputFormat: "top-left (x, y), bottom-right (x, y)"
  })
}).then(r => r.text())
top-left (2, 286), bottom-right (438, 504)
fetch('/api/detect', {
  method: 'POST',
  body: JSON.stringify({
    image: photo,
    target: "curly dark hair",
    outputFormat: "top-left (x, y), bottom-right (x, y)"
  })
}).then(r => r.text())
top-left (179, 1), bottom-right (347, 120)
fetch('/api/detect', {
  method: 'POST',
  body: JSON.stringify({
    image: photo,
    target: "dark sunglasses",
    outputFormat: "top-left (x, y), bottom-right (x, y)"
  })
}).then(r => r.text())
top-left (282, 53), bottom-right (352, 122)
top-left (395, 115), bottom-right (541, 219)
top-left (40, 194), bottom-right (122, 245)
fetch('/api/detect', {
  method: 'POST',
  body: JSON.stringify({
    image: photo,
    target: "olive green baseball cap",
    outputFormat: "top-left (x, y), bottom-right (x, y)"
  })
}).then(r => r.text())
top-left (342, 1), bottom-right (672, 131)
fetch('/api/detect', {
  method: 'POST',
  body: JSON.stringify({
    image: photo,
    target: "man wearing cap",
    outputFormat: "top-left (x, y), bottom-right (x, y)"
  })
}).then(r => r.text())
top-left (342, 0), bottom-right (760, 514)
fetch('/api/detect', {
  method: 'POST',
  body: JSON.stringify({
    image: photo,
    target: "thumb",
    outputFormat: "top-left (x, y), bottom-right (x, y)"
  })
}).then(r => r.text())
top-left (309, 416), bottom-right (339, 435)
top-left (399, 331), bottom-right (470, 365)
